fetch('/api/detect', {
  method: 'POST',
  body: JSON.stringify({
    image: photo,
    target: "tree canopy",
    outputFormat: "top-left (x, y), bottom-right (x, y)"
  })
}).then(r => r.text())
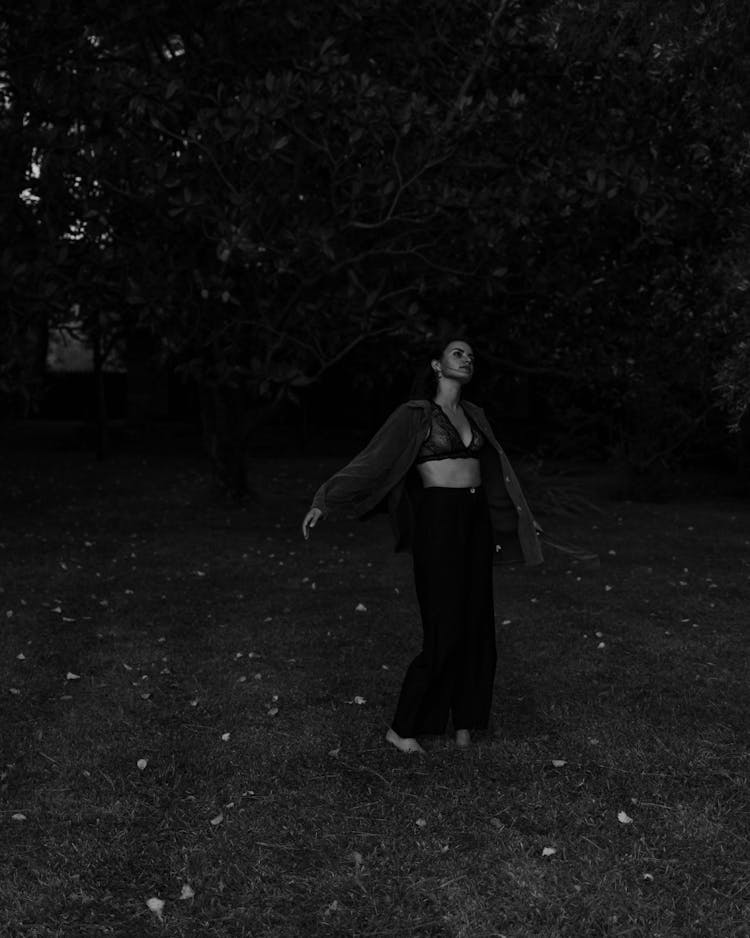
top-left (3, 0), bottom-right (749, 491)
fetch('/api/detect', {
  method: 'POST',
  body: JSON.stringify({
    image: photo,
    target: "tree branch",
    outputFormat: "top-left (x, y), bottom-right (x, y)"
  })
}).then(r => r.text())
top-left (307, 324), bottom-right (404, 380)
top-left (343, 149), bottom-right (455, 231)
top-left (632, 405), bottom-right (716, 470)
top-left (482, 351), bottom-right (580, 382)
top-left (442, 0), bottom-right (510, 134)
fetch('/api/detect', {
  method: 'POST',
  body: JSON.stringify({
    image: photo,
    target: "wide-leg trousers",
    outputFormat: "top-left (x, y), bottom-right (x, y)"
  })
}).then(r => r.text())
top-left (391, 485), bottom-right (497, 737)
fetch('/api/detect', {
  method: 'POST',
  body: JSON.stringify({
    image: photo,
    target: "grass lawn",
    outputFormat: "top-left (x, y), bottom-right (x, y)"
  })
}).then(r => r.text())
top-left (1, 446), bottom-right (748, 937)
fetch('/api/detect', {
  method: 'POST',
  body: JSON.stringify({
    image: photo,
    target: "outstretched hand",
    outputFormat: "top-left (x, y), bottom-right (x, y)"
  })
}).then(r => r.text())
top-left (302, 508), bottom-right (323, 540)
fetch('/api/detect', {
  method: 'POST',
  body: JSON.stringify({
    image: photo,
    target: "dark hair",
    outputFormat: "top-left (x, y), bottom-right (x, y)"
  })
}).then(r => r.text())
top-left (410, 335), bottom-right (473, 400)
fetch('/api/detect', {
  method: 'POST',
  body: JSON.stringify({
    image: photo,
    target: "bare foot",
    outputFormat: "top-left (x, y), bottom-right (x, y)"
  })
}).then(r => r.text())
top-left (385, 728), bottom-right (425, 754)
top-left (455, 729), bottom-right (471, 748)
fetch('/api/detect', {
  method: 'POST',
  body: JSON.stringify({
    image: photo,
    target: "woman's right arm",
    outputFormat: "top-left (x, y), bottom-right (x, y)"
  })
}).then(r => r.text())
top-left (302, 404), bottom-right (419, 537)
top-left (302, 507), bottom-right (322, 539)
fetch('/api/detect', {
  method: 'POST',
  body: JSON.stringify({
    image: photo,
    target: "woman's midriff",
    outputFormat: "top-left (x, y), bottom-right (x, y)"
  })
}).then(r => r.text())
top-left (416, 457), bottom-right (482, 489)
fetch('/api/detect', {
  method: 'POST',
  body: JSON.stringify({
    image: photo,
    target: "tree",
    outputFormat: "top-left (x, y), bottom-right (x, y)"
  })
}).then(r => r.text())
top-left (4, 0), bottom-right (750, 494)
top-left (8, 0), bottom-right (522, 492)
top-left (714, 250), bottom-right (750, 475)
top-left (467, 0), bottom-right (750, 483)
top-left (1, 2), bottom-right (128, 424)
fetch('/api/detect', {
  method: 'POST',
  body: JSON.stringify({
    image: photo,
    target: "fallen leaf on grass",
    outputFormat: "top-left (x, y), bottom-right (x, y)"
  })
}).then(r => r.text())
top-left (179, 884), bottom-right (195, 900)
top-left (221, 732), bottom-right (230, 741)
top-left (210, 813), bottom-right (224, 826)
top-left (551, 760), bottom-right (567, 768)
top-left (415, 818), bottom-right (427, 828)
top-left (9, 688), bottom-right (20, 696)
top-left (542, 847), bottom-right (556, 857)
top-left (352, 696), bottom-right (366, 705)
top-left (618, 811), bottom-right (633, 824)
top-left (267, 707), bottom-right (279, 716)
top-left (355, 603), bottom-right (367, 612)
top-left (136, 759), bottom-right (148, 771)
top-left (66, 672), bottom-right (80, 681)
top-left (146, 897), bottom-right (164, 921)
top-left (16, 653), bottom-right (25, 661)
top-left (11, 813), bottom-right (26, 822)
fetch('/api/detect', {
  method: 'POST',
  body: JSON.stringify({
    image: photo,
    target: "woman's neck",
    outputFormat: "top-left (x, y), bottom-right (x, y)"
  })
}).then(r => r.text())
top-left (434, 382), bottom-right (462, 412)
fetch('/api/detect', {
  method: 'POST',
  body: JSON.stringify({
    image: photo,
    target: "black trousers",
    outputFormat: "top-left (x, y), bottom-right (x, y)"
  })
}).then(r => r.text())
top-left (391, 486), bottom-right (497, 737)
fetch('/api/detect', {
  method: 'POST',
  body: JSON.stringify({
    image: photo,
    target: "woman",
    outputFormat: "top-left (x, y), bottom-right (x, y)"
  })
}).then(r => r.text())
top-left (302, 338), bottom-right (543, 753)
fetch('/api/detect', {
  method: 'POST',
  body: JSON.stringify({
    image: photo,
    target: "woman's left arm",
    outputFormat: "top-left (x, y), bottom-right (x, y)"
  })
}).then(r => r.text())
top-left (468, 402), bottom-right (545, 565)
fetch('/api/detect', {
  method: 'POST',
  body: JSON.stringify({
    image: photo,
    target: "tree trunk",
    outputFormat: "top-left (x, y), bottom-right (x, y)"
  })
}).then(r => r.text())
top-left (91, 310), bottom-right (108, 460)
top-left (199, 383), bottom-right (251, 498)
top-left (126, 327), bottom-right (169, 427)
top-left (738, 411), bottom-right (750, 489)
top-left (198, 382), bottom-right (283, 498)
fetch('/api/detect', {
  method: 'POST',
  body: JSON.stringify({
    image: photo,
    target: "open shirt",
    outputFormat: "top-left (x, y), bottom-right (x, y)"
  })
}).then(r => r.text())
top-left (310, 399), bottom-right (544, 566)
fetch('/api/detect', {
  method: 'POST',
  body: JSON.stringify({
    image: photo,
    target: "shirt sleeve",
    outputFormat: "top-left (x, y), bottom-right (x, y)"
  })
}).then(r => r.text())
top-left (310, 405), bottom-right (422, 517)
top-left (469, 403), bottom-right (545, 565)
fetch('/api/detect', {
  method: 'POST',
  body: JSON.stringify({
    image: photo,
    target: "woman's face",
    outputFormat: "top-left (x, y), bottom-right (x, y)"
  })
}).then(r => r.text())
top-left (434, 341), bottom-right (475, 384)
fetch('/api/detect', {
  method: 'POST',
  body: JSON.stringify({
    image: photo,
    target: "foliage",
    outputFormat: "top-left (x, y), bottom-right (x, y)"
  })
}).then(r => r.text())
top-left (716, 339), bottom-right (750, 433)
top-left (3, 0), bottom-right (750, 488)
top-left (469, 0), bottom-right (750, 471)
top-left (713, 250), bottom-right (750, 434)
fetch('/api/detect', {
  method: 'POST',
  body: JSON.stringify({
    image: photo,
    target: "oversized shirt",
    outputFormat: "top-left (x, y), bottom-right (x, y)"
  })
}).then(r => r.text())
top-left (311, 400), bottom-right (544, 566)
